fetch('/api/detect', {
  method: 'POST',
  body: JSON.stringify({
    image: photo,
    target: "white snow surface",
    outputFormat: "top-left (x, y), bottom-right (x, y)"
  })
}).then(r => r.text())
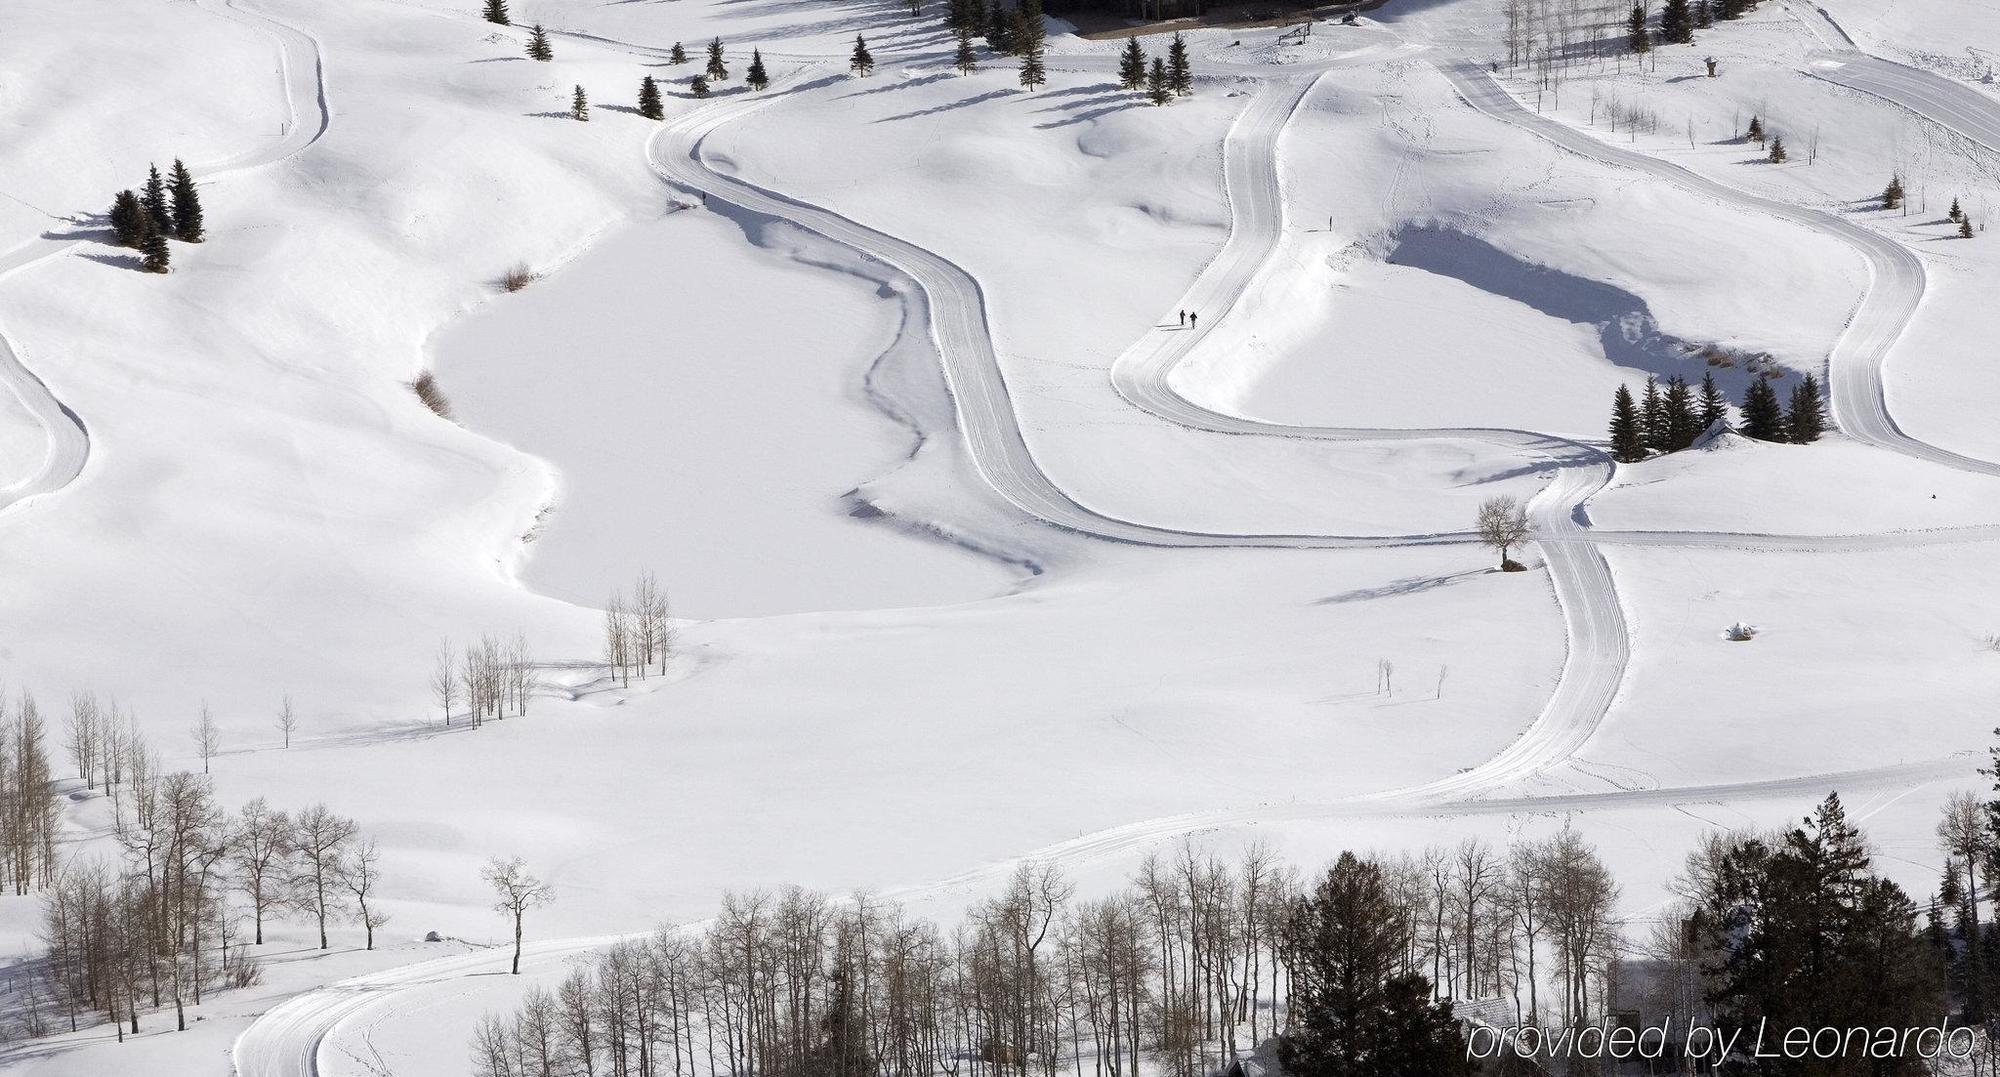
top-left (3, 0), bottom-right (2000, 1073)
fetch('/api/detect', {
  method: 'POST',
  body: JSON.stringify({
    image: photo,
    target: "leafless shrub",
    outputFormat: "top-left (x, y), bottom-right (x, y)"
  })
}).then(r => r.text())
top-left (410, 371), bottom-right (454, 419)
top-left (499, 263), bottom-right (537, 292)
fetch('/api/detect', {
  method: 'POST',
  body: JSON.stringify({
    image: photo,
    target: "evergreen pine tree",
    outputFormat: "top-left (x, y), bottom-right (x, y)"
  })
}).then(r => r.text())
top-left (747, 49), bottom-right (769, 90)
top-left (691, 75), bottom-right (711, 98)
top-left (1640, 376), bottom-right (1666, 452)
top-left (1609, 384), bottom-right (1645, 462)
top-left (1019, 40), bottom-right (1046, 90)
top-left (954, 27), bottom-right (979, 75)
top-left (1166, 32), bottom-right (1191, 95)
top-left (1961, 218), bottom-right (1976, 239)
top-left (985, 3), bottom-right (1015, 54)
top-left (639, 75), bottom-right (664, 119)
top-left (946, 0), bottom-right (971, 32)
top-left (1660, 0), bottom-right (1693, 43)
top-left (1698, 370), bottom-right (1727, 430)
top-left (1768, 135), bottom-right (1787, 163)
top-left (1746, 115), bottom-right (1764, 144)
top-left (1739, 376), bottom-right (1784, 440)
top-left (169, 159), bottom-right (204, 243)
top-left (526, 24), bottom-right (553, 61)
top-left (109, 190), bottom-right (146, 249)
top-left (1949, 196), bottom-right (1963, 222)
top-left (670, 42), bottom-right (688, 65)
top-left (571, 84), bottom-right (589, 121)
top-left (1784, 373), bottom-right (1824, 443)
top-left (1883, 173), bottom-right (1905, 210)
top-left (1663, 375), bottom-right (1700, 450)
top-left (1146, 57), bottom-right (1171, 106)
top-left (706, 38), bottom-right (728, 81)
top-left (140, 221), bottom-right (172, 274)
top-left (909, 0), bottom-right (922, 16)
top-left (1118, 37), bottom-right (1146, 91)
top-left (142, 164), bottom-right (171, 235)
top-left (850, 34), bottom-right (875, 75)
top-left (1694, 0), bottom-right (1712, 27)
top-left (1628, 4), bottom-right (1651, 53)
top-left (483, 0), bottom-right (510, 25)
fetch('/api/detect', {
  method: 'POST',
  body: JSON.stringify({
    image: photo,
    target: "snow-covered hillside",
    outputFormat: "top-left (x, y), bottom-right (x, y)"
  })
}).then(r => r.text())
top-left (3, 0), bottom-right (1999, 1071)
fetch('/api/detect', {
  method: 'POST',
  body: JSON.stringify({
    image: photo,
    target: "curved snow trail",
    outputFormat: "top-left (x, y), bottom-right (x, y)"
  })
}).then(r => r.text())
top-left (1435, 61), bottom-right (2000, 481)
top-left (1788, 2), bottom-right (2000, 154)
top-left (0, 0), bottom-right (328, 519)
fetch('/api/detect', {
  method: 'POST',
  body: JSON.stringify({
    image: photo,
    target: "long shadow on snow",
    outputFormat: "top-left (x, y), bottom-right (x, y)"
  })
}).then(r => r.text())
top-left (1386, 224), bottom-right (1761, 394)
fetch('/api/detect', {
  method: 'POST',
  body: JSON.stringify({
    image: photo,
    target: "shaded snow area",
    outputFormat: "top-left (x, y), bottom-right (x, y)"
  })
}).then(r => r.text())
top-left (5, 0), bottom-right (2000, 1071)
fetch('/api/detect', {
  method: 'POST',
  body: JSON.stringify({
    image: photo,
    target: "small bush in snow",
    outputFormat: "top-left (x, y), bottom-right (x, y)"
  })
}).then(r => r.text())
top-left (411, 371), bottom-right (454, 419)
top-left (1725, 622), bottom-right (1757, 642)
top-left (500, 263), bottom-right (536, 292)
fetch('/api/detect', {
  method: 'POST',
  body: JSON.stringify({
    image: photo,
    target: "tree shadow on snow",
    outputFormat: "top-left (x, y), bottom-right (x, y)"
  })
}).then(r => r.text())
top-left (876, 88), bottom-right (1014, 121)
top-left (1314, 568), bottom-right (1487, 605)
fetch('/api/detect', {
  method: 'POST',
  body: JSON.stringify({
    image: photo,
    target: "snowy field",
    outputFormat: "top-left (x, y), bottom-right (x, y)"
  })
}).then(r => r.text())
top-left (3, 0), bottom-right (2000, 1071)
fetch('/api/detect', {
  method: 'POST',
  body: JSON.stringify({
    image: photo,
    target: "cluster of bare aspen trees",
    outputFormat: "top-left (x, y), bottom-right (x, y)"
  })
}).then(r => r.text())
top-left (474, 834), bottom-right (1622, 1077)
top-left (433, 631), bottom-right (540, 727)
top-left (603, 572), bottom-right (674, 688)
top-left (1501, 0), bottom-right (1638, 95)
top-left (34, 735), bottom-right (383, 1041)
top-left (0, 693), bottom-right (60, 897)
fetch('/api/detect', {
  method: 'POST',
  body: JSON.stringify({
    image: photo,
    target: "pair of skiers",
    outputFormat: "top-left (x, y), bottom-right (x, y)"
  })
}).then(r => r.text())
top-left (1177, 309), bottom-right (1199, 329)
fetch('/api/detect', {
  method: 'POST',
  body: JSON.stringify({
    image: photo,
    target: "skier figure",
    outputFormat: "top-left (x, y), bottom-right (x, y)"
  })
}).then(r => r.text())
top-left (1189, 311), bottom-right (1198, 329)
top-left (1178, 309), bottom-right (1186, 327)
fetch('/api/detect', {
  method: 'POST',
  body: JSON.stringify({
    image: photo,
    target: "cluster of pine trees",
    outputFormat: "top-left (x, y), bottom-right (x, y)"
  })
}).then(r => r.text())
top-left (1652, 794), bottom-right (1947, 1073)
top-left (1627, 0), bottom-right (1761, 54)
top-left (107, 161), bottom-right (204, 274)
top-left (1607, 369), bottom-right (1822, 462)
top-left (474, 830), bottom-right (1632, 1077)
top-left (942, 0), bottom-right (1052, 90)
top-left (1117, 33), bottom-right (1193, 105)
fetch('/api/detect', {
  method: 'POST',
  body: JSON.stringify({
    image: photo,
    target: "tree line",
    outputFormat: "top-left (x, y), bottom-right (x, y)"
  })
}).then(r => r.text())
top-left (1607, 368), bottom-right (1822, 462)
top-left (107, 160), bottom-right (204, 274)
top-left (33, 705), bottom-right (384, 1041)
top-left (470, 828), bottom-right (1631, 1077)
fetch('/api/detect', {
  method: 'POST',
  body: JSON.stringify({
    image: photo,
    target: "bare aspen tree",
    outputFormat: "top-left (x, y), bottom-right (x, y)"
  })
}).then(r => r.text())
top-left (1476, 495), bottom-right (1533, 569)
top-left (290, 804), bottom-right (358, 949)
top-left (192, 703), bottom-right (222, 775)
top-left (230, 798), bottom-right (291, 945)
top-left (604, 590), bottom-right (632, 687)
top-left (66, 692), bottom-right (101, 790)
top-left (485, 856), bottom-right (556, 974)
top-left (432, 639), bottom-right (458, 726)
top-left (276, 694), bottom-right (299, 748)
top-left (340, 837), bottom-right (389, 950)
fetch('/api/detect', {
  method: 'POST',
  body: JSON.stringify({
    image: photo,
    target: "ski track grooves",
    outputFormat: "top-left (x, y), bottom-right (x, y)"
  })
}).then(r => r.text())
top-left (0, 0), bottom-right (328, 519)
top-left (224, 15), bottom-right (2000, 1077)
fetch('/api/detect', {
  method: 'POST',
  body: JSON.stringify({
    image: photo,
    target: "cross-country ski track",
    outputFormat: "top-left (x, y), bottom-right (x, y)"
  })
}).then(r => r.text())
top-left (0, 3), bottom-right (1962, 1073)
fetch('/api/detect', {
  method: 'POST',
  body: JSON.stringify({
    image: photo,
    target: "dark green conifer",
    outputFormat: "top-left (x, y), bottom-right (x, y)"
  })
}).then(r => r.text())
top-left (140, 221), bottom-right (172, 274)
top-left (571, 85), bottom-right (589, 121)
top-left (1883, 173), bottom-right (1905, 210)
top-left (1118, 37), bottom-right (1146, 91)
top-left (1609, 384), bottom-right (1645, 462)
top-left (1166, 32), bottom-right (1191, 95)
top-left (985, 3), bottom-right (1015, 53)
top-left (639, 75), bottom-right (664, 119)
top-left (1768, 135), bottom-right (1787, 163)
top-left (1660, 0), bottom-right (1693, 43)
top-left (954, 28), bottom-right (979, 75)
top-left (169, 160), bottom-right (204, 243)
top-left (850, 34), bottom-right (875, 76)
top-left (1640, 376), bottom-right (1666, 451)
top-left (1663, 375), bottom-right (1700, 450)
top-left (526, 24), bottom-right (553, 61)
top-left (1146, 57), bottom-right (1171, 106)
top-left (706, 38), bottom-right (728, 81)
top-left (670, 42), bottom-right (688, 65)
top-left (691, 75), bottom-right (711, 98)
top-left (109, 190), bottom-right (146, 249)
top-left (1961, 217), bottom-right (1976, 239)
top-left (483, 0), bottom-right (510, 25)
top-left (747, 49), bottom-right (769, 90)
top-left (1698, 370), bottom-right (1727, 430)
top-left (1949, 196), bottom-right (1963, 222)
top-left (1628, 4), bottom-right (1651, 52)
top-left (1785, 373), bottom-right (1824, 443)
top-left (1739, 376), bottom-right (1784, 441)
top-left (1746, 115), bottom-right (1764, 144)
top-left (142, 164), bottom-right (171, 235)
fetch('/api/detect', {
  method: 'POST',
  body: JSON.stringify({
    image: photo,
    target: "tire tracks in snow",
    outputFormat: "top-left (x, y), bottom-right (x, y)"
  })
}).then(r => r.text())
top-left (0, 0), bottom-right (329, 519)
